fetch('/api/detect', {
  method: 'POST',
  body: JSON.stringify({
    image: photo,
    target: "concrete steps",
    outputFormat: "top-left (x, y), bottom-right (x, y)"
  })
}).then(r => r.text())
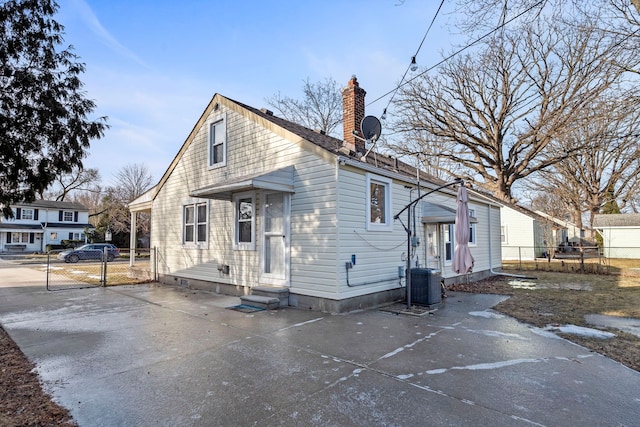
top-left (239, 286), bottom-right (289, 310)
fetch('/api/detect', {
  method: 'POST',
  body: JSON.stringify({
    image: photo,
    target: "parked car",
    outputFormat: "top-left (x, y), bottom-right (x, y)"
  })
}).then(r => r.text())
top-left (57, 244), bottom-right (120, 263)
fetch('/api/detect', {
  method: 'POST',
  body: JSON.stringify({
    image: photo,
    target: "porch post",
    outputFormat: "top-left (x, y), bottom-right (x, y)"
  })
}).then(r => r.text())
top-left (130, 211), bottom-right (137, 267)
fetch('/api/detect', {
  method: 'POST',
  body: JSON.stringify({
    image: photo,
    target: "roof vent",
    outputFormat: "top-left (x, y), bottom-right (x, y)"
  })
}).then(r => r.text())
top-left (314, 128), bottom-right (326, 135)
top-left (260, 108), bottom-right (274, 116)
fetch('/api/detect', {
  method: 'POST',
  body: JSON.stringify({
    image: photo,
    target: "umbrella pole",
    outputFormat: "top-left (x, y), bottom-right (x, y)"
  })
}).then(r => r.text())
top-left (406, 209), bottom-right (412, 309)
top-left (393, 178), bottom-right (463, 310)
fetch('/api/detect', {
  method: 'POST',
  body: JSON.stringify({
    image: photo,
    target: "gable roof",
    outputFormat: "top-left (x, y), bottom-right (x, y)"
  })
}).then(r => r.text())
top-left (501, 201), bottom-right (549, 223)
top-left (140, 93), bottom-right (452, 205)
top-left (593, 213), bottom-right (640, 227)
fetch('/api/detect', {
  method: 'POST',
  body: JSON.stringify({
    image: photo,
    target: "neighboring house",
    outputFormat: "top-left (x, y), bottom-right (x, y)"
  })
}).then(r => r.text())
top-left (534, 211), bottom-right (589, 247)
top-left (0, 200), bottom-right (92, 253)
top-left (501, 204), bottom-right (589, 260)
top-left (129, 76), bottom-right (502, 312)
top-left (593, 213), bottom-right (640, 259)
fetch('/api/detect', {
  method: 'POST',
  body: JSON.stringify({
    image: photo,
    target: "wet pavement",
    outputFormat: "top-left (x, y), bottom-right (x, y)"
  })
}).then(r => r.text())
top-left (1, 263), bottom-right (640, 426)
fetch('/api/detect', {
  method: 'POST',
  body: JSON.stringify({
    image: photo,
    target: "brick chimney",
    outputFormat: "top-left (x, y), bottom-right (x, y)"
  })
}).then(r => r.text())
top-left (341, 75), bottom-right (366, 153)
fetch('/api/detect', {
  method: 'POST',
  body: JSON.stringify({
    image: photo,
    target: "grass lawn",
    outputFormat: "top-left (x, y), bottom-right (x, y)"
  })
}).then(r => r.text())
top-left (450, 270), bottom-right (640, 372)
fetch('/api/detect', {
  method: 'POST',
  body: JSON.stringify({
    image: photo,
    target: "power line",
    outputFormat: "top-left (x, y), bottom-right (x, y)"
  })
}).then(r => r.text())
top-left (380, 0), bottom-right (446, 120)
top-left (368, 0), bottom-right (545, 108)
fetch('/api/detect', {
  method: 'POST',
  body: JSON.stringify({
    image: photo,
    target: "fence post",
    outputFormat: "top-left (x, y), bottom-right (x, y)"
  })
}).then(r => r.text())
top-left (519, 247), bottom-right (522, 271)
top-left (46, 252), bottom-right (50, 291)
top-left (102, 247), bottom-right (108, 287)
top-left (154, 246), bottom-right (158, 282)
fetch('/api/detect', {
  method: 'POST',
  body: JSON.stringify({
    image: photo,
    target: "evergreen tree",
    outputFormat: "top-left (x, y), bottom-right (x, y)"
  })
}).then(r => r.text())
top-left (0, 0), bottom-right (107, 218)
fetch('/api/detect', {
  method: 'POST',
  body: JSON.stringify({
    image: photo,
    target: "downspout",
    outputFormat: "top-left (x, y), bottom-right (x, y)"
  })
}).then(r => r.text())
top-left (488, 204), bottom-right (535, 279)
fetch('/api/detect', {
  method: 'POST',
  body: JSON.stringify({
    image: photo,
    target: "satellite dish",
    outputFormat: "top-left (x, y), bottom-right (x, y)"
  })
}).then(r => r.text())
top-left (361, 116), bottom-right (382, 142)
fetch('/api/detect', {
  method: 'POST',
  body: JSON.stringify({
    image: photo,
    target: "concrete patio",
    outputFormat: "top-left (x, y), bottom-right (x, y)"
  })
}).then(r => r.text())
top-left (0, 263), bottom-right (639, 426)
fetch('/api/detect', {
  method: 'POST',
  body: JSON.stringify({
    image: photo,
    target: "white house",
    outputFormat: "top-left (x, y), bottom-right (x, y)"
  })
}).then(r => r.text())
top-left (0, 200), bottom-right (92, 253)
top-left (501, 203), bottom-right (588, 260)
top-left (129, 77), bottom-right (502, 312)
top-left (593, 213), bottom-right (640, 259)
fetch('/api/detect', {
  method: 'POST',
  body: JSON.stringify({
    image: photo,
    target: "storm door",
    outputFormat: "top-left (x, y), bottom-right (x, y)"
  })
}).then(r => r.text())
top-left (425, 223), bottom-right (441, 271)
top-left (261, 192), bottom-right (290, 285)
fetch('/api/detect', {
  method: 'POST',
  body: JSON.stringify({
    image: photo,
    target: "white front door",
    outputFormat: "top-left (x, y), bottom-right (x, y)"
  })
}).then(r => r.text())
top-left (261, 192), bottom-right (290, 285)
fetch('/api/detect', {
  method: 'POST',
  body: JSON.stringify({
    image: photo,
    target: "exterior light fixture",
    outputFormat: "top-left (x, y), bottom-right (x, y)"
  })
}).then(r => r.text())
top-left (380, 108), bottom-right (387, 121)
top-left (410, 56), bottom-right (418, 72)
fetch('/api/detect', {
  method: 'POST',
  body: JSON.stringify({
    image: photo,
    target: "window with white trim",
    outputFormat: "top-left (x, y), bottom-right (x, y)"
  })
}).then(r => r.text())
top-left (50, 232), bottom-right (58, 240)
top-left (63, 211), bottom-right (74, 222)
top-left (444, 224), bottom-right (453, 262)
top-left (234, 193), bottom-right (255, 250)
top-left (365, 173), bottom-right (392, 231)
top-left (500, 225), bottom-right (507, 243)
top-left (10, 233), bottom-right (29, 243)
top-left (208, 115), bottom-right (227, 168)
top-left (183, 202), bottom-right (208, 245)
top-left (21, 209), bottom-right (34, 220)
top-left (469, 209), bottom-right (477, 245)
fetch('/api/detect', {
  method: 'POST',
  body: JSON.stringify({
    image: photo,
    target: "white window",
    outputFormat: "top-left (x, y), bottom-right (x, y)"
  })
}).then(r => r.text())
top-left (444, 224), bottom-right (453, 263)
top-left (63, 211), bottom-right (74, 222)
top-left (208, 115), bottom-right (227, 168)
top-left (468, 209), bottom-right (477, 246)
top-left (365, 173), bottom-right (392, 231)
top-left (11, 233), bottom-right (29, 243)
top-left (50, 232), bottom-right (58, 240)
top-left (21, 209), bottom-right (34, 220)
top-left (500, 225), bottom-right (507, 243)
top-left (70, 232), bottom-right (85, 241)
top-left (234, 193), bottom-right (255, 250)
top-left (183, 202), bottom-right (208, 246)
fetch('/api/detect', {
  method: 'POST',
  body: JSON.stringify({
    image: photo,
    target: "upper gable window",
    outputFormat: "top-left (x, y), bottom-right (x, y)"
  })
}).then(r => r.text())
top-left (365, 173), bottom-right (393, 232)
top-left (208, 114), bottom-right (227, 169)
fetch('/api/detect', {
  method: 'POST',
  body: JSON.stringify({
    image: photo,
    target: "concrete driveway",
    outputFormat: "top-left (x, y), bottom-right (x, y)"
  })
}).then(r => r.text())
top-left (1, 263), bottom-right (639, 426)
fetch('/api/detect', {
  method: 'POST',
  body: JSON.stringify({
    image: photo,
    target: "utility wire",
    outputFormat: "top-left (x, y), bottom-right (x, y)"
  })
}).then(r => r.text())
top-left (380, 0), bottom-right (446, 118)
top-left (368, 0), bottom-right (545, 107)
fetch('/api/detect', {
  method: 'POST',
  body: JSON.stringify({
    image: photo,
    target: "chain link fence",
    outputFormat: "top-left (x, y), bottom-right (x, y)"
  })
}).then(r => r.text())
top-left (45, 247), bottom-right (153, 291)
top-left (501, 246), bottom-right (640, 275)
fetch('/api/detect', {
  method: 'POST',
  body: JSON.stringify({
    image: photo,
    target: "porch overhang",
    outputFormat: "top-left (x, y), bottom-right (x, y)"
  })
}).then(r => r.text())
top-left (190, 166), bottom-right (295, 200)
top-left (421, 202), bottom-right (477, 224)
top-left (0, 224), bottom-right (43, 233)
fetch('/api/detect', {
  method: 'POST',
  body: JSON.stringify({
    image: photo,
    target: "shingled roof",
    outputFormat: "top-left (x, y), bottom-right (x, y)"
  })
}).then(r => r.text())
top-left (593, 213), bottom-right (640, 228)
top-left (235, 99), bottom-right (446, 187)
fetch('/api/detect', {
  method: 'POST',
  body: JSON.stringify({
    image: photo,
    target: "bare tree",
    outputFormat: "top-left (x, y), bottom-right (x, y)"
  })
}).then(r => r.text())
top-left (39, 167), bottom-right (101, 201)
top-left (454, 0), bottom-right (640, 31)
top-left (390, 15), bottom-right (636, 202)
top-left (265, 77), bottom-right (343, 137)
top-left (532, 95), bottom-right (640, 229)
top-left (91, 163), bottom-right (153, 246)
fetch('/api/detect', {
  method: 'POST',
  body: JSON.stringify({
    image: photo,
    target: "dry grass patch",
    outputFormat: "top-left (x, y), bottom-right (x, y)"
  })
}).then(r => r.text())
top-left (449, 271), bottom-right (640, 372)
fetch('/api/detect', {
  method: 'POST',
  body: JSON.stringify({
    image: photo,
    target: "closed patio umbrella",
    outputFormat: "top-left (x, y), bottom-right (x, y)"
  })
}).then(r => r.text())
top-left (452, 185), bottom-right (475, 274)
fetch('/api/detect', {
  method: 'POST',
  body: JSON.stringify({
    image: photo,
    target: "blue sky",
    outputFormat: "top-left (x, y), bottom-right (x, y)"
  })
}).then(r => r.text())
top-left (56, 0), bottom-right (460, 186)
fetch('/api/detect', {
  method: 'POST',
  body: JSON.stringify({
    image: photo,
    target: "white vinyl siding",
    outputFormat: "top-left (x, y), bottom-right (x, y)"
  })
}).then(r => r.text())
top-left (336, 167), bottom-right (410, 298)
top-left (151, 101), bottom-right (339, 293)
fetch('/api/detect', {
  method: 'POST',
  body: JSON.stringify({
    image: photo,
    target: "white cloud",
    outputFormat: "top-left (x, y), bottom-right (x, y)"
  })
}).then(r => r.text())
top-left (67, 0), bottom-right (148, 68)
